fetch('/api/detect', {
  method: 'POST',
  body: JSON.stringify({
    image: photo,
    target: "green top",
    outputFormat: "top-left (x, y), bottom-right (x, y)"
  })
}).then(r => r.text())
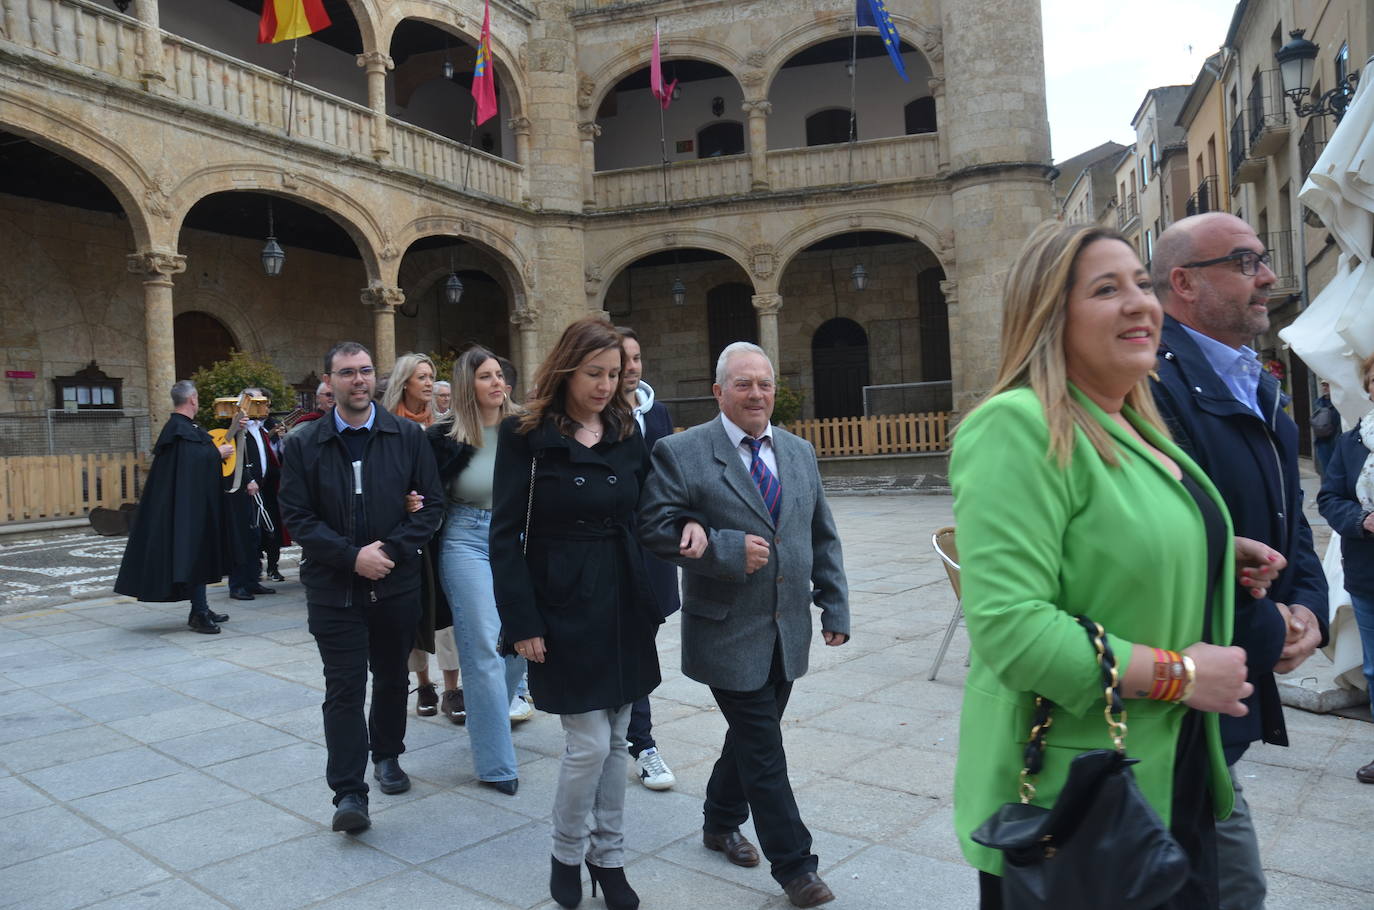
top-left (949, 386), bottom-right (1235, 876)
top-left (447, 424), bottom-right (498, 510)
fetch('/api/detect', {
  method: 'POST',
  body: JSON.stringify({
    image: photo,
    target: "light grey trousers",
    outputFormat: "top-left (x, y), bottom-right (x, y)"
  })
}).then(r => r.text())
top-left (1216, 765), bottom-right (1266, 910)
top-left (552, 704), bottom-right (633, 867)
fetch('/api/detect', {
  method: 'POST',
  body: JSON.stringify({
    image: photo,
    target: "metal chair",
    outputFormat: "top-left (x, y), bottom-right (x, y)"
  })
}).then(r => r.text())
top-left (928, 525), bottom-right (965, 681)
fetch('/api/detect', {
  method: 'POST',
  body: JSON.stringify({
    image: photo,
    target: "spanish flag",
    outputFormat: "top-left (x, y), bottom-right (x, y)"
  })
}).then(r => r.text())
top-left (258, 0), bottom-right (331, 45)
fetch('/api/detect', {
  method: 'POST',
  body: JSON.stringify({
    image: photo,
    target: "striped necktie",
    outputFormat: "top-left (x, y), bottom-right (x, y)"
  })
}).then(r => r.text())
top-left (745, 436), bottom-right (781, 524)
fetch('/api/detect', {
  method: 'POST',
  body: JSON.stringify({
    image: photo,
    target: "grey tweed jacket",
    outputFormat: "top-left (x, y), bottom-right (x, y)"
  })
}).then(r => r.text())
top-left (639, 415), bottom-right (849, 691)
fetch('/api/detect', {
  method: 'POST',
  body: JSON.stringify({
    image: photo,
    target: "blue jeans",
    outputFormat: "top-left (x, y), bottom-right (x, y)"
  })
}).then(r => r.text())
top-left (1350, 593), bottom-right (1374, 697)
top-left (438, 504), bottom-right (526, 782)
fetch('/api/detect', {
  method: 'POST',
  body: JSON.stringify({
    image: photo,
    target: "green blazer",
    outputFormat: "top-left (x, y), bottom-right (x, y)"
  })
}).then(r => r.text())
top-left (949, 387), bottom-right (1235, 876)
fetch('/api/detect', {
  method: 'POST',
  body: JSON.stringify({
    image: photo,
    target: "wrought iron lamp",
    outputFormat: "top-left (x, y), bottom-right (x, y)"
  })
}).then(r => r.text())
top-left (261, 201), bottom-right (285, 277)
top-left (444, 271), bottom-right (464, 305)
top-left (670, 276), bottom-right (687, 307)
top-left (850, 262), bottom-right (868, 291)
top-left (1276, 30), bottom-right (1360, 122)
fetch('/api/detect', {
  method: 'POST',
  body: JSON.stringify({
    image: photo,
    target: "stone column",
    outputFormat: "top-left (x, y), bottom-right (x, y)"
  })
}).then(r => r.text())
top-left (361, 285), bottom-right (404, 373)
top-left (578, 121), bottom-right (601, 209)
top-left (132, 0), bottom-right (165, 89)
top-left (511, 303), bottom-right (540, 399)
top-left (356, 52), bottom-right (394, 161)
top-left (742, 100), bottom-right (772, 191)
top-left (927, 76), bottom-right (949, 170)
top-left (508, 117), bottom-right (533, 202)
top-left (939, 278), bottom-right (960, 407)
top-left (942, 0), bottom-right (1053, 410)
top-left (128, 250), bottom-right (187, 428)
top-left (751, 293), bottom-right (782, 369)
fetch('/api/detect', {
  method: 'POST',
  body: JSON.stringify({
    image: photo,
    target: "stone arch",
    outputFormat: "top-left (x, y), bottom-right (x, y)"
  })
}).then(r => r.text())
top-left (773, 211), bottom-right (949, 278)
top-left (585, 38), bottom-right (748, 116)
top-left (169, 167), bottom-right (386, 283)
top-left (173, 295), bottom-right (263, 373)
top-left (332, 0), bottom-right (384, 55)
top-left (760, 16), bottom-right (942, 98)
top-left (0, 93), bottom-right (160, 250)
top-left (593, 229), bottom-right (754, 309)
top-left (391, 218), bottom-right (529, 302)
top-left (378, 5), bottom-right (528, 118)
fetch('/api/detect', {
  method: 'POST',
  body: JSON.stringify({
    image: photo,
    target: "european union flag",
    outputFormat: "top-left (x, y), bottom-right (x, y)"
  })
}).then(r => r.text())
top-left (856, 0), bottom-right (908, 81)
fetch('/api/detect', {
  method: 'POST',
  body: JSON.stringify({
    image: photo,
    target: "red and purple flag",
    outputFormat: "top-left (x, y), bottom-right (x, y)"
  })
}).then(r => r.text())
top-left (650, 23), bottom-right (677, 110)
top-left (472, 0), bottom-right (498, 126)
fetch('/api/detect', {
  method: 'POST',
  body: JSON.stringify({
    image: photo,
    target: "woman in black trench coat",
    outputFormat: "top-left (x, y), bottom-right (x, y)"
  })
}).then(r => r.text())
top-left (490, 317), bottom-right (661, 910)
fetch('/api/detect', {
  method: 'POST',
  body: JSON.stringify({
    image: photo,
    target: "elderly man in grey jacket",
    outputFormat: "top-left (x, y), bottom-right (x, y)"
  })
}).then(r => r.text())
top-left (639, 342), bottom-right (849, 909)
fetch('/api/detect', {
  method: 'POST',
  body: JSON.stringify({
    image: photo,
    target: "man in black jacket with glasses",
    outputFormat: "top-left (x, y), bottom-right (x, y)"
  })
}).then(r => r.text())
top-left (280, 341), bottom-right (443, 834)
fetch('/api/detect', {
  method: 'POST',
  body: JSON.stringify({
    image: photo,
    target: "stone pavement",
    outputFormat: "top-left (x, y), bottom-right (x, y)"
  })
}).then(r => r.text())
top-left (0, 492), bottom-right (1371, 909)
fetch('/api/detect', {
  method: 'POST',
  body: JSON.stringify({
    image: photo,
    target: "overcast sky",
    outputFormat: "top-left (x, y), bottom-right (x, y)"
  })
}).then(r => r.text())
top-left (1041, 0), bottom-right (1240, 162)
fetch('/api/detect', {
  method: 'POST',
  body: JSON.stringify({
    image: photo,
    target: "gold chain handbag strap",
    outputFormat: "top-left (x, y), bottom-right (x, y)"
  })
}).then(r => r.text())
top-left (1016, 615), bottom-right (1128, 804)
top-left (521, 454), bottom-right (536, 556)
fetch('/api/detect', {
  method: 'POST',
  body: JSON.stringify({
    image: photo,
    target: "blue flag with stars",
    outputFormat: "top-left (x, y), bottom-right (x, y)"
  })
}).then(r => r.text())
top-left (856, 0), bottom-right (908, 81)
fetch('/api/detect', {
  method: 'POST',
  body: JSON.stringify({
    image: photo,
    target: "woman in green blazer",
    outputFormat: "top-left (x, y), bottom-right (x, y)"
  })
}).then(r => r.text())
top-left (950, 221), bottom-right (1277, 909)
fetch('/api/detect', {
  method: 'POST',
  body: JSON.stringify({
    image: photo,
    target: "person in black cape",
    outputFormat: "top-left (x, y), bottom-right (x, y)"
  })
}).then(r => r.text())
top-left (114, 380), bottom-right (234, 633)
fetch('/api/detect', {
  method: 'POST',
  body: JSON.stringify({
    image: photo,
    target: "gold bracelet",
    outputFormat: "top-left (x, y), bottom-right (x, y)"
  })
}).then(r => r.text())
top-left (1177, 654), bottom-right (1197, 703)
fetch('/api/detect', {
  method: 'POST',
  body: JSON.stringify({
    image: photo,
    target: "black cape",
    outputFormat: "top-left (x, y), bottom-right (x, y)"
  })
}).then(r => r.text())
top-left (114, 414), bottom-right (229, 602)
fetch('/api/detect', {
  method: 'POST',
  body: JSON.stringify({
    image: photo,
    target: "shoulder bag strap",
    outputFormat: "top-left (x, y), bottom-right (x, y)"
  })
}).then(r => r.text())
top-left (522, 454), bottom-right (536, 556)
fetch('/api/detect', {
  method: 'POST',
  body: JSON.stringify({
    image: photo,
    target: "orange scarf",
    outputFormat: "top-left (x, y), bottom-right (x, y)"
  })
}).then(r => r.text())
top-left (393, 399), bottom-right (432, 427)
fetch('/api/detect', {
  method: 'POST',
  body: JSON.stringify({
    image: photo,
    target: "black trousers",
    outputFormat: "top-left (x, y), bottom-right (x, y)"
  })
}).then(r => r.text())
top-left (705, 644), bottom-right (815, 886)
top-left (307, 589), bottom-right (420, 804)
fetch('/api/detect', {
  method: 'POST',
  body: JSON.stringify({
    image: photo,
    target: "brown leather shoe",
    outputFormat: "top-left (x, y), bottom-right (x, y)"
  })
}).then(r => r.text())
top-left (702, 829), bottom-right (760, 867)
top-left (782, 872), bottom-right (835, 908)
top-left (1357, 760), bottom-right (1374, 784)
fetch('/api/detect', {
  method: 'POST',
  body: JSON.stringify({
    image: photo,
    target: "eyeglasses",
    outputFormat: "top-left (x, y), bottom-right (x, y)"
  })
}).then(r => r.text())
top-left (329, 366), bottom-right (375, 380)
top-left (1180, 249), bottom-right (1272, 276)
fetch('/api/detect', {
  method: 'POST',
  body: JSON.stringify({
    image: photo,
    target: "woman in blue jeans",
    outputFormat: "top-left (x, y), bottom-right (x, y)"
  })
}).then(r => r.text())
top-left (1317, 352), bottom-right (1374, 785)
top-left (427, 346), bottom-right (526, 794)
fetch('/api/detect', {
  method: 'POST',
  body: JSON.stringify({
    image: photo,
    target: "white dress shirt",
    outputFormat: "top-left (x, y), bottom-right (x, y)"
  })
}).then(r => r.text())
top-left (719, 412), bottom-right (779, 478)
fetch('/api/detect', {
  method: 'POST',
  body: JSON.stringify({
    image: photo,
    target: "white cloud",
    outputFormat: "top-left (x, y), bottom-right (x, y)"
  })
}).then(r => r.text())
top-left (1041, 0), bottom-right (1238, 160)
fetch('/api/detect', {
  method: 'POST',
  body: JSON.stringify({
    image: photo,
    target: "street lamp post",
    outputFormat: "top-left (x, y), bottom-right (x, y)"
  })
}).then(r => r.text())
top-left (1276, 30), bottom-right (1360, 123)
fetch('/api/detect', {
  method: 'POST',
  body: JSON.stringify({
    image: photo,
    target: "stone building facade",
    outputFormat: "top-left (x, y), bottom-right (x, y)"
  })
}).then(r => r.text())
top-left (0, 0), bottom-right (1053, 439)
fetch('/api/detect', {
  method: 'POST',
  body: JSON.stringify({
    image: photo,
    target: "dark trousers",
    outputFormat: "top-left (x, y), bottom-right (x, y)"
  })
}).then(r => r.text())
top-left (627, 696), bottom-right (654, 757)
top-left (187, 584), bottom-right (210, 620)
top-left (705, 645), bottom-right (815, 886)
top-left (227, 493), bottom-right (260, 591)
top-left (307, 589), bottom-right (420, 804)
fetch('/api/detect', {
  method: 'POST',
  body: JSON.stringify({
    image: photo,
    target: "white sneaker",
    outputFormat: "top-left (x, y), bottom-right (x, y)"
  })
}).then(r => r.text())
top-left (635, 747), bottom-right (675, 790)
top-left (509, 695), bottom-right (534, 723)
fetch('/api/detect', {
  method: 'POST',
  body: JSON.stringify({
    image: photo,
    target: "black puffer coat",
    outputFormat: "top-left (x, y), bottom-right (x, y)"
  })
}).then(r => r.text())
top-left (490, 416), bottom-right (662, 714)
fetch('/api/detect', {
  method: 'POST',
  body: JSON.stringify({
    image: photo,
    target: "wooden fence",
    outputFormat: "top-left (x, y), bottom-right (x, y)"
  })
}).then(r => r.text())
top-left (785, 412), bottom-right (949, 457)
top-left (0, 453), bottom-right (147, 524)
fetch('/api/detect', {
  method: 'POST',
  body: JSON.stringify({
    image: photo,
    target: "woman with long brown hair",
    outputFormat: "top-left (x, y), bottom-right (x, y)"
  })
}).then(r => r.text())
top-left (491, 317), bottom-right (661, 910)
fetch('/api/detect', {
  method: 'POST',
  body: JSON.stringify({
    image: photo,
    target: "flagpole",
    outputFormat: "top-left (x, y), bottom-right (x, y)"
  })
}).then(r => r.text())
top-left (285, 38), bottom-right (300, 137)
top-left (847, 12), bottom-right (859, 184)
top-left (463, 109), bottom-right (478, 192)
top-left (655, 19), bottom-right (672, 207)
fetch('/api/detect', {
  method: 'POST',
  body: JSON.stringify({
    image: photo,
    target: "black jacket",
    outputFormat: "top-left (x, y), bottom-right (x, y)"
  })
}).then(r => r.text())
top-left (115, 414), bottom-right (228, 601)
top-left (279, 407), bottom-right (443, 607)
top-left (1152, 315), bottom-right (1328, 761)
top-left (1318, 427), bottom-right (1374, 599)
top-left (490, 416), bottom-right (661, 714)
top-left (639, 400), bottom-right (681, 618)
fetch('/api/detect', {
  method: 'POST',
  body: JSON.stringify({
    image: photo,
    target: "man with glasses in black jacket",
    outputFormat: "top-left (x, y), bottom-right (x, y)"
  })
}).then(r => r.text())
top-left (279, 341), bottom-right (443, 834)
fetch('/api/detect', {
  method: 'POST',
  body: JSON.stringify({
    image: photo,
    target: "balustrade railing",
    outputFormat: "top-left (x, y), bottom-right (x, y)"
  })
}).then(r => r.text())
top-left (1, 0), bottom-right (143, 82)
top-left (769, 134), bottom-right (939, 191)
top-left (593, 155), bottom-right (752, 208)
top-left (390, 120), bottom-right (524, 204)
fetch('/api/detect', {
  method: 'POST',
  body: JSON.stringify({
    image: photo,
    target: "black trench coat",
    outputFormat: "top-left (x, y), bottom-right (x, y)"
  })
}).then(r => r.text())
top-left (490, 416), bottom-right (662, 715)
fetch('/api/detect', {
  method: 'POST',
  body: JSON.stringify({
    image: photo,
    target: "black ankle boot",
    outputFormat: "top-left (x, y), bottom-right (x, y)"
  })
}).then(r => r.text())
top-left (550, 855), bottom-right (582, 908)
top-left (585, 861), bottom-right (639, 910)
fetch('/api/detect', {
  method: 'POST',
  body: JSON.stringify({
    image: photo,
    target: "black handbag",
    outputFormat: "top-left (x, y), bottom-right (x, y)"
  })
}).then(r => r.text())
top-left (970, 616), bottom-right (1189, 910)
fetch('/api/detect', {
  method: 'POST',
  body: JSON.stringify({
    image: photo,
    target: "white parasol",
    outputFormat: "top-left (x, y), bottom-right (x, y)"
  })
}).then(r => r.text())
top-left (1279, 57), bottom-right (1374, 690)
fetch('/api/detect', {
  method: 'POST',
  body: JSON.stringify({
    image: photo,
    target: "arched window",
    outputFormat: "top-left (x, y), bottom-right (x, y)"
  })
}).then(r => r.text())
top-left (811, 318), bottom-right (869, 418)
top-left (805, 108), bottom-right (854, 147)
top-left (174, 311), bottom-right (237, 379)
top-left (904, 96), bottom-right (937, 135)
top-left (706, 283), bottom-right (758, 374)
top-left (697, 121), bottom-right (745, 158)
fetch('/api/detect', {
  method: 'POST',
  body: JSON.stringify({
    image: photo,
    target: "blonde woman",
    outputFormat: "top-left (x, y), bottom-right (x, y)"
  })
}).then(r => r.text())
top-left (427, 347), bottom-right (526, 792)
top-left (950, 221), bottom-right (1276, 908)
top-left (389, 352), bottom-right (460, 720)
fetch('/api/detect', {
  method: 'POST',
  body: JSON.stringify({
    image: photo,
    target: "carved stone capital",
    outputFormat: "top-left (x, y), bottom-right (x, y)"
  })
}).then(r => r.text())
top-left (507, 116), bottom-right (532, 136)
top-left (355, 52), bottom-right (395, 73)
top-left (578, 74), bottom-right (597, 109)
top-left (584, 266), bottom-right (603, 297)
top-left (511, 306), bottom-right (539, 329)
top-left (939, 279), bottom-right (958, 304)
top-left (577, 121), bottom-right (603, 139)
top-left (741, 99), bottom-right (773, 117)
top-left (751, 293), bottom-right (782, 315)
top-left (127, 251), bottom-right (187, 280)
top-left (927, 75), bottom-right (945, 98)
top-left (360, 284), bottom-right (405, 312)
top-left (914, 25), bottom-right (943, 62)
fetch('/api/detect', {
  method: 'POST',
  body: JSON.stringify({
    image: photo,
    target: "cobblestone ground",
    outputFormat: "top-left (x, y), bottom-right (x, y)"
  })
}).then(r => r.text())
top-left (0, 490), bottom-right (1370, 909)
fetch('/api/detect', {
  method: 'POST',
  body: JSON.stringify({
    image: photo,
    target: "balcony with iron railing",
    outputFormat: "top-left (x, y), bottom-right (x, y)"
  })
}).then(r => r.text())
top-left (3, 0), bottom-right (527, 206)
top-left (1116, 192), bottom-right (1139, 230)
top-left (592, 133), bottom-right (942, 209)
top-left (1298, 116), bottom-right (1326, 180)
top-left (1246, 69), bottom-right (1291, 158)
top-left (1185, 175), bottom-right (1220, 216)
top-left (1262, 230), bottom-right (1298, 295)
top-left (1230, 110), bottom-right (1265, 185)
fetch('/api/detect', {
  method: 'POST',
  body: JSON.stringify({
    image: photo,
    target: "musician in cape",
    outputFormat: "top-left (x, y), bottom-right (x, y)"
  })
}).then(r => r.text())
top-left (227, 387), bottom-right (284, 599)
top-left (114, 380), bottom-right (235, 633)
